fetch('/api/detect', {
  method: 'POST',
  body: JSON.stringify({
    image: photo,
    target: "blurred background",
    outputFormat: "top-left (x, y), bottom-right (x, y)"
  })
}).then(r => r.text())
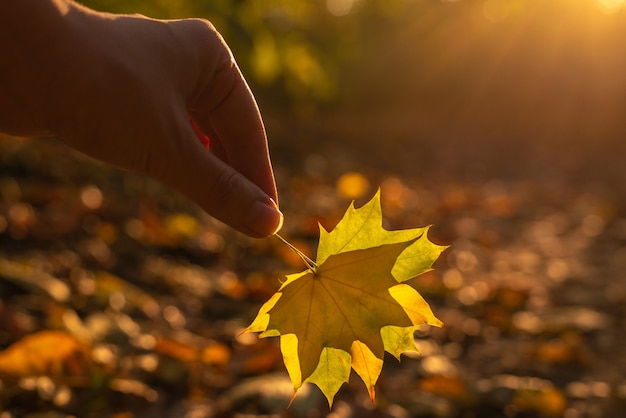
top-left (1, 0), bottom-right (625, 417)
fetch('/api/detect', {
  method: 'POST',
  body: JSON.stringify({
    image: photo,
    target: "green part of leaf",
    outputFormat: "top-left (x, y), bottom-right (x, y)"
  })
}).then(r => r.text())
top-left (316, 189), bottom-right (427, 266)
top-left (381, 325), bottom-right (419, 360)
top-left (305, 347), bottom-right (351, 408)
top-left (391, 226), bottom-right (449, 283)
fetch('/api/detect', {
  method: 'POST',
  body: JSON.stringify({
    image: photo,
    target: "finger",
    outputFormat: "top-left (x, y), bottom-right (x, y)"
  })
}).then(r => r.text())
top-left (190, 57), bottom-right (278, 205)
top-left (191, 116), bottom-right (229, 163)
top-left (149, 118), bottom-right (283, 238)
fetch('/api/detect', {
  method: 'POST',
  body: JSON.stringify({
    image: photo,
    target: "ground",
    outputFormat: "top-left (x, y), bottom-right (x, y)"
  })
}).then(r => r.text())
top-left (0, 119), bottom-right (625, 418)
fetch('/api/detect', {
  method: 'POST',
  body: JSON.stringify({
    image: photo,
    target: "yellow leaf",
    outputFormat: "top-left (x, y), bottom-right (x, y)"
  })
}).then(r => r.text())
top-left (350, 341), bottom-right (383, 402)
top-left (0, 331), bottom-right (91, 378)
top-left (246, 191), bottom-right (446, 405)
top-left (247, 292), bottom-right (282, 335)
top-left (280, 334), bottom-right (302, 390)
top-left (266, 243), bottom-right (415, 383)
top-left (389, 284), bottom-right (444, 327)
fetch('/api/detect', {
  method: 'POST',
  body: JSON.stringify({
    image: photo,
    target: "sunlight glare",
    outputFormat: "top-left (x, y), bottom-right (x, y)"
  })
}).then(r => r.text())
top-left (483, 0), bottom-right (511, 22)
top-left (596, 0), bottom-right (625, 14)
top-left (327, 0), bottom-right (358, 16)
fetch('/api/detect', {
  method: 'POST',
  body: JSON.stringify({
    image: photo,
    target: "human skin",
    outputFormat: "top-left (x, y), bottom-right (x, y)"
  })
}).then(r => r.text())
top-left (0, 0), bottom-right (283, 238)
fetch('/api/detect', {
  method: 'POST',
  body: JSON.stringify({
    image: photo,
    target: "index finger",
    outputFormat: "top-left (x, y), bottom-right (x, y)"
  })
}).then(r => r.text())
top-left (189, 36), bottom-right (278, 204)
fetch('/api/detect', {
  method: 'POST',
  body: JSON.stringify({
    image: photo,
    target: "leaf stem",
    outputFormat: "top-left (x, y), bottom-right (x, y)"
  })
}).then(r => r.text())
top-left (275, 234), bottom-right (318, 271)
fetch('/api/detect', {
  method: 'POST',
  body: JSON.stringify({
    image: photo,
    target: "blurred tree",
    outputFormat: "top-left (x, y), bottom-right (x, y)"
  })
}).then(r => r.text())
top-left (79, 0), bottom-right (626, 147)
top-left (78, 0), bottom-right (456, 108)
top-left (81, 0), bottom-right (349, 105)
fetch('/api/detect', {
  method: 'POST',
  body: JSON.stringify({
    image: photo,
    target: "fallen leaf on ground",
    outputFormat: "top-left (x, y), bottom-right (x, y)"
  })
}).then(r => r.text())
top-left (0, 330), bottom-right (91, 378)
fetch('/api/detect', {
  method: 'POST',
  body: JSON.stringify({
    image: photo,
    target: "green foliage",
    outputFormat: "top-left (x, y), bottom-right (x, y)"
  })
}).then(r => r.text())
top-left (76, 0), bottom-right (489, 106)
top-left (78, 0), bottom-right (626, 142)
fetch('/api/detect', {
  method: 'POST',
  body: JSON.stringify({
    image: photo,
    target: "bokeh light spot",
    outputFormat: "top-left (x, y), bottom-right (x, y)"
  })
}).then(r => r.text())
top-left (163, 305), bottom-right (186, 329)
top-left (80, 185), bottom-right (103, 210)
top-left (327, 0), bottom-right (358, 16)
top-left (597, 0), bottom-right (625, 14)
top-left (336, 172), bottom-right (370, 199)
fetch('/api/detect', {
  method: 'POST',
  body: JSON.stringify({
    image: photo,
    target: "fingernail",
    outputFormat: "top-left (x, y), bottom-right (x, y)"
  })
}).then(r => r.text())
top-left (247, 198), bottom-right (284, 237)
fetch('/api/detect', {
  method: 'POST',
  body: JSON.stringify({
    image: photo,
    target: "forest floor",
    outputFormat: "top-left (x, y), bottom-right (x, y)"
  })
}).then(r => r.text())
top-left (0, 118), bottom-right (625, 418)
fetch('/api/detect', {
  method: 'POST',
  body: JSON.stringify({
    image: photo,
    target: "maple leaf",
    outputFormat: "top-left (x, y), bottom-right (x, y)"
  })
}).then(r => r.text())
top-left (246, 190), bottom-right (446, 406)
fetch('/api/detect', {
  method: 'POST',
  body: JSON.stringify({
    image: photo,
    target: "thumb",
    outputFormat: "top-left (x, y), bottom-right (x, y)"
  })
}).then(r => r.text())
top-left (148, 124), bottom-right (283, 238)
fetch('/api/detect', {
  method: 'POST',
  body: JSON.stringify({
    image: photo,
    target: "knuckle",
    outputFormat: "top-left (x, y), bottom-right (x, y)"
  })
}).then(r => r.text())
top-left (210, 169), bottom-right (247, 206)
top-left (186, 17), bottom-right (218, 36)
top-left (184, 19), bottom-right (238, 112)
top-left (184, 18), bottom-right (229, 60)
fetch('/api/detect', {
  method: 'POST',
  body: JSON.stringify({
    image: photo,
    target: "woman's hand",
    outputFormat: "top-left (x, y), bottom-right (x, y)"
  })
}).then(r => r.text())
top-left (0, 0), bottom-right (282, 237)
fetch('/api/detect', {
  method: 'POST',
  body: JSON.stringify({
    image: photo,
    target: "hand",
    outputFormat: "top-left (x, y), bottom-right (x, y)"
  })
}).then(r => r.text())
top-left (0, 0), bottom-right (283, 238)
